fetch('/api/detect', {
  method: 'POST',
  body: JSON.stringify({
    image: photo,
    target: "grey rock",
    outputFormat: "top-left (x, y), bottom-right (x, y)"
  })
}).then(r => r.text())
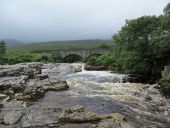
top-left (0, 94), bottom-right (8, 100)
top-left (59, 106), bottom-right (103, 123)
top-left (36, 74), bottom-right (49, 80)
top-left (19, 107), bottom-right (61, 128)
top-left (93, 118), bottom-right (133, 128)
top-left (26, 79), bottom-right (69, 92)
top-left (0, 76), bottom-right (27, 93)
top-left (3, 110), bottom-right (23, 125)
top-left (43, 81), bottom-right (69, 91)
top-left (15, 86), bottom-right (45, 101)
top-left (1, 100), bottom-right (26, 125)
top-left (0, 62), bottom-right (43, 78)
top-left (162, 66), bottom-right (170, 81)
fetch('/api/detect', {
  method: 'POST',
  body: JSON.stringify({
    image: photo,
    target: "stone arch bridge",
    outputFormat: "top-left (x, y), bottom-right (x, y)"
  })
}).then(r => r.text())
top-left (53, 49), bottom-right (112, 59)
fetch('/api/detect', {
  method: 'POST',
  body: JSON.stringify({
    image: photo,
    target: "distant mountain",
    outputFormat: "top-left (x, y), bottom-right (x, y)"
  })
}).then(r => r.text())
top-left (9, 39), bottom-right (113, 52)
top-left (2, 39), bottom-right (23, 47)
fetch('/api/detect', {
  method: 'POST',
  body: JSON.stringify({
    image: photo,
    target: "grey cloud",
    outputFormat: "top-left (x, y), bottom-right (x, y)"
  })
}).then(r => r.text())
top-left (0, 0), bottom-right (169, 42)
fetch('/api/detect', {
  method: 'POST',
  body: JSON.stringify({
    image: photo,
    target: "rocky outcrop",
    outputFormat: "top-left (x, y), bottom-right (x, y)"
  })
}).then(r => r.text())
top-left (43, 81), bottom-right (69, 91)
top-left (162, 66), bottom-right (170, 80)
top-left (0, 76), bottom-right (28, 93)
top-left (0, 63), bottom-right (72, 127)
top-left (18, 107), bottom-right (61, 128)
top-left (15, 86), bottom-right (45, 101)
top-left (14, 80), bottom-right (69, 101)
top-left (0, 62), bottom-right (43, 78)
top-left (0, 62), bottom-right (169, 128)
top-left (59, 106), bottom-right (102, 123)
top-left (93, 118), bottom-right (132, 128)
top-left (16, 105), bottom-right (132, 128)
top-left (0, 100), bottom-right (27, 125)
top-left (59, 106), bottom-right (133, 128)
top-left (0, 63), bottom-right (70, 102)
top-left (158, 65), bottom-right (170, 97)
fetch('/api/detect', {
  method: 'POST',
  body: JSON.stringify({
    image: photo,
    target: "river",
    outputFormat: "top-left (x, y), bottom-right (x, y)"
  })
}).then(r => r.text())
top-left (39, 63), bottom-right (170, 127)
top-left (0, 63), bottom-right (170, 128)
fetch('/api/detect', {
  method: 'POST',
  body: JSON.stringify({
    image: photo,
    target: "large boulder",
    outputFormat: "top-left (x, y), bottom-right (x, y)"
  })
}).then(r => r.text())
top-left (15, 79), bottom-right (69, 101)
top-left (43, 81), bottom-right (69, 91)
top-left (26, 79), bottom-right (69, 92)
top-left (15, 86), bottom-right (45, 101)
top-left (162, 66), bottom-right (170, 80)
top-left (0, 76), bottom-right (28, 93)
top-left (0, 62), bottom-right (43, 78)
top-left (18, 107), bottom-right (62, 128)
top-left (158, 65), bottom-right (170, 97)
top-left (59, 106), bottom-right (102, 123)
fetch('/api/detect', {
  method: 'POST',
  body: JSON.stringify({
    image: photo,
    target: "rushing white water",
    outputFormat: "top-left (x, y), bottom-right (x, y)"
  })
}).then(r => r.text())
top-left (66, 63), bottom-right (129, 83)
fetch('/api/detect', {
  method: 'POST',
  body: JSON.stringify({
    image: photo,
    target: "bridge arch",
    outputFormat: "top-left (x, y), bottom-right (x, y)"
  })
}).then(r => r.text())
top-left (63, 54), bottom-right (83, 63)
top-left (85, 53), bottom-right (102, 62)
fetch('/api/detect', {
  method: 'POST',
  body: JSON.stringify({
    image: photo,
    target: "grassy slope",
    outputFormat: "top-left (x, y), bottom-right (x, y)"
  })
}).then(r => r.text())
top-left (8, 40), bottom-right (113, 52)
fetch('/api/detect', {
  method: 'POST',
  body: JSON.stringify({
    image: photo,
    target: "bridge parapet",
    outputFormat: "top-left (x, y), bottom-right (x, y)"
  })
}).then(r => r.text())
top-left (53, 49), bottom-right (112, 58)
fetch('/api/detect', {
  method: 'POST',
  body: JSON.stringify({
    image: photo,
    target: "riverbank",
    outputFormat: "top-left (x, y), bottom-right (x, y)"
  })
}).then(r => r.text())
top-left (0, 62), bottom-right (170, 127)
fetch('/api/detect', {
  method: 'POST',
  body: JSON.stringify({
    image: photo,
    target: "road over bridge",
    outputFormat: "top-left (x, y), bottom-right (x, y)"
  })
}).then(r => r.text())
top-left (53, 49), bottom-right (112, 59)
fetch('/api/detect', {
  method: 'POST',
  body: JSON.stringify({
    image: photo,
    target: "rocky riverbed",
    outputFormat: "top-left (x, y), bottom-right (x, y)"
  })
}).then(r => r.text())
top-left (0, 62), bottom-right (170, 128)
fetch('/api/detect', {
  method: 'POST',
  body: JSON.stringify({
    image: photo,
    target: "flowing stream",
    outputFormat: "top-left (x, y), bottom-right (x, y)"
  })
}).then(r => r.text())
top-left (40, 63), bottom-right (170, 127)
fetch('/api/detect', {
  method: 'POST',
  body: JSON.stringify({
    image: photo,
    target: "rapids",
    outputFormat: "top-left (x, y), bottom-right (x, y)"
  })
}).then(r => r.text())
top-left (40, 63), bottom-right (170, 127)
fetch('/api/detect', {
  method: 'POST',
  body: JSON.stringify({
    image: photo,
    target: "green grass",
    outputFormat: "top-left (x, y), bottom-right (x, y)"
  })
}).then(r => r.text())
top-left (8, 39), bottom-right (113, 52)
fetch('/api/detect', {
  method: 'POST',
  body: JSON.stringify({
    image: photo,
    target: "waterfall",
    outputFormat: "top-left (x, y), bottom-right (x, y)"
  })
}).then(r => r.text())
top-left (81, 64), bottom-right (85, 72)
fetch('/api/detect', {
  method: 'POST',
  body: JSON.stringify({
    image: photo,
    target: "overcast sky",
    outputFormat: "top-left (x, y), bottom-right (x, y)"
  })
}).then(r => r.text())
top-left (0, 0), bottom-right (169, 43)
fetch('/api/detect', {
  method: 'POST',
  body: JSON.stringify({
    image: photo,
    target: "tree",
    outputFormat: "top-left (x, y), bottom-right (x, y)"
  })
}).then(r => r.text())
top-left (163, 2), bottom-right (170, 30)
top-left (112, 14), bottom-right (170, 77)
top-left (164, 2), bottom-right (170, 16)
top-left (113, 16), bottom-right (162, 69)
top-left (0, 41), bottom-right (6, 56)
top-left (87, 2), bottom-right (170, 80)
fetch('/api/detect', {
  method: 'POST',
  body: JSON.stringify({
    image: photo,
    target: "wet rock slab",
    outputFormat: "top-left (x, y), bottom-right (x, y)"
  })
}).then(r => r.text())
top-left (0, 100), bottom-right (27, 125)
top-left (18, 107), bottom-right (61, 128)
top-left (36, 92), bottom-right (125, 114)
top-left (15, 105), bottom-right (131, 128)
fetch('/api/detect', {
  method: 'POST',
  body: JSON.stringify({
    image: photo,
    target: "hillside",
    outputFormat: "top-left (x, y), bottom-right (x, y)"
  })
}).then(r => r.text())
top-left (8, 39), bottom-right (113, 52)
top-left (3, 39), bottom-right (23, 47)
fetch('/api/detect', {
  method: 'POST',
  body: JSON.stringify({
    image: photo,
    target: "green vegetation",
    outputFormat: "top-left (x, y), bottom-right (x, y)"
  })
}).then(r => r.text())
top-left (0, 47), bottom-right (58, 65)
top-left (8, 40), bottom-right (113, 52)
top-left (0, 41), bottom-right (6, 56)
top-left (87, 55), bottom-right (115, 67)
top-left (1, 39), bottom-right (113, 64)
top-left (88, 3), bottom-right (170, 80)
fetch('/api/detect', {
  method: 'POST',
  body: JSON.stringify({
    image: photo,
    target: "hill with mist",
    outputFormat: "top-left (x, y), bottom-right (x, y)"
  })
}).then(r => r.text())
top-left (3, 39), bottom-right (23, 47)
top-left (8, 39), bottom-right (113, 52)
